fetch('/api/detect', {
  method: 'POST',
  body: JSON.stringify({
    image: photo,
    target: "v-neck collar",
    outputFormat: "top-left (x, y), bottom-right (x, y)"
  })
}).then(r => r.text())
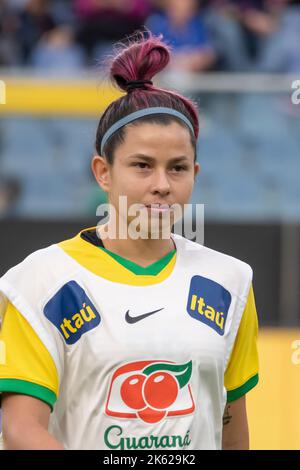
top-left (58, 227), bottom-right (178, 286)
top-left (97, 245), bottom-right (176, 275)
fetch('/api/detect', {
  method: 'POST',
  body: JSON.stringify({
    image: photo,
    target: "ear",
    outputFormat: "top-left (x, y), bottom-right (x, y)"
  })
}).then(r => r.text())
top-left (91, 155), bottom-right (111, 193)
top-left (194, 162), bottom-right (200, 179)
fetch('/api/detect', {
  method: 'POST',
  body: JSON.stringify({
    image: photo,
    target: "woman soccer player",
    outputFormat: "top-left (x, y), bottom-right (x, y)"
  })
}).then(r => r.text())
top-left (0, 34), bottom-right (259, 450)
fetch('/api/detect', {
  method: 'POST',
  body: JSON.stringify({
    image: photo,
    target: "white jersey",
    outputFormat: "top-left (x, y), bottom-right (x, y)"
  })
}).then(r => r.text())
top-left (0, 229), bottom-right (258, 450)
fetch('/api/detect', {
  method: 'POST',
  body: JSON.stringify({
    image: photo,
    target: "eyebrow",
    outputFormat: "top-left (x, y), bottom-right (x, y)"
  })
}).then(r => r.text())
top-left (127, 154), bottom-right (190, 163)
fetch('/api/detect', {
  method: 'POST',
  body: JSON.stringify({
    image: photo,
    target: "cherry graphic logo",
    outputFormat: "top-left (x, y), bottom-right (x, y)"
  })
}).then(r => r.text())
top-left (144, 372), bottom-right (178, 409)
top-left (120, 374), bottom-right (147, 410)
top-left (119, 361), bottom-right (192, 423)
top-left (137, 407), bottom-right (166, 424)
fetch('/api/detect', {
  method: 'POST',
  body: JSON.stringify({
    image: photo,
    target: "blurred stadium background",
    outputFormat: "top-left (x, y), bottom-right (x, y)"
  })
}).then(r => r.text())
top-left (1, 0), bottom-right (300, 450)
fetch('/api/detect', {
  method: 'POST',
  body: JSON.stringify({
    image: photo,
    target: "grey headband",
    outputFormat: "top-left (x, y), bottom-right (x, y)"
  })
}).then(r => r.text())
top-left (100, 107), bottom-right (195, 155)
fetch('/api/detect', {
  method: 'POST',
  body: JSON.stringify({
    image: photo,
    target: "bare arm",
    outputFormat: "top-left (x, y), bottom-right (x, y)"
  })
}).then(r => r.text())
top-left (222, 395), bottom-right (249, 450)
top-left (2, 393), bottom-right (64, 450)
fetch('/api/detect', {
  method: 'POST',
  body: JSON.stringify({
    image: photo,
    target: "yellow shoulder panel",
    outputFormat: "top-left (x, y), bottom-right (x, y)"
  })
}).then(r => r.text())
top-left (0, 301), bottom-right (59, 397)
top-left (224, 285), bottom-right (259, 399)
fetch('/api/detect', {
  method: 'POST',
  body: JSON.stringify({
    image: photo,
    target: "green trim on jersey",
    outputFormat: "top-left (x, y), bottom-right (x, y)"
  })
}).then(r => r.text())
top-left (0, 378), bottom-right (57, 411)
top-left (226, 373), bottom-right (259, 403)
top-left (98, 246), bottom-right (176, 275)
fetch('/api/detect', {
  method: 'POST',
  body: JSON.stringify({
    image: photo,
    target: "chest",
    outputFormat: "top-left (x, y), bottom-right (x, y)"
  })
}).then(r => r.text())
top-left (51, 273), bottom-right (237, 374)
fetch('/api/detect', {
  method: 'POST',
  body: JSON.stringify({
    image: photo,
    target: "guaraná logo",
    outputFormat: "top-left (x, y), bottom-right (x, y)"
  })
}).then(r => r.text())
top-left (105, 359), bottom-right (195, 424)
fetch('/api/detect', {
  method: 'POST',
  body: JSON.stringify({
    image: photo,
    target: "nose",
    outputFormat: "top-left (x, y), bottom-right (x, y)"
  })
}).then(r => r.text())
top-left (151, 169), bottom-right (171, 196)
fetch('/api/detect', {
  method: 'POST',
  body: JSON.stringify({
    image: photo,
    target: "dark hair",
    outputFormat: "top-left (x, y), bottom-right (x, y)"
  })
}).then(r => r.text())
top-left (95, 32), bottom-right (199, 164)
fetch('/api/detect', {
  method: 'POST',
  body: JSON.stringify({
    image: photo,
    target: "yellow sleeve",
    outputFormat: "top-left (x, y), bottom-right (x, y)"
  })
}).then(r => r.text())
top-left (0, 301), bottom-right (59, 410)
top-left (224, 284), bottom-right (259, 402)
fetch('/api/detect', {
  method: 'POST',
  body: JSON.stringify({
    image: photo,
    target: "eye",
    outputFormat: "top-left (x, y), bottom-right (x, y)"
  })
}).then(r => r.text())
top-left (171, 165), bottom-right (188, 172)
top-left (132, 162), bottom-right (150, 169)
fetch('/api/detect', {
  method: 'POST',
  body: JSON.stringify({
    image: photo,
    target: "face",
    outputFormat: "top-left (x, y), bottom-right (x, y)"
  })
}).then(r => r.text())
top-left (166, 0), bottom-right (198, 22)
top-left (92, 121), bottom-right (200, 238)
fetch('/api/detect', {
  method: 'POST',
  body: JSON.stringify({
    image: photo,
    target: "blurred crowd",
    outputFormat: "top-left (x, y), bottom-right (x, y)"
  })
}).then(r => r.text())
top-left (0, 0), bottom-right (300, 74)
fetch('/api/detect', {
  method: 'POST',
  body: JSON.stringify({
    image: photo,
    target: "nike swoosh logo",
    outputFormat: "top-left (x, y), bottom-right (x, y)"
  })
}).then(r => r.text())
top-left (125, 308), bottom-right (164, 324)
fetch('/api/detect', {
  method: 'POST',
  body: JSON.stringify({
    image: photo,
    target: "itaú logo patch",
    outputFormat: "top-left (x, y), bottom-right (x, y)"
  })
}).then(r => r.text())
top-left (186, 275), bottom-right (231, 336)
top-left (105, 360), bottom-right (195, 424)
top-left (44, 280), bottom-right (101, 345)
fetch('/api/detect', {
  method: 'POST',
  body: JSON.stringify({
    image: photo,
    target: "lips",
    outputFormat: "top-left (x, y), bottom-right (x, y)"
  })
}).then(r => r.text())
top-left (145, 203), bottom-right (171, 209)
top-left (145, 204), bottom-right (171, 213)
top-left (135, 203), bottom-right (173, 214)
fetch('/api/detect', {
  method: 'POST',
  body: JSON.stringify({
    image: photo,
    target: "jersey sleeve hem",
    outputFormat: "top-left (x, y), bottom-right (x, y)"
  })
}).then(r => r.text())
top-left (0, 378), bottom-right (57, 411)
top-left (226, 373), bottom-right (259, 403)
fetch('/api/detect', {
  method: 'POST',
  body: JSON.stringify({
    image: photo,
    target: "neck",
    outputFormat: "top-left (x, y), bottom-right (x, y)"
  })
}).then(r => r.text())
top-left (97, 223), bottom-right (175, 267)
